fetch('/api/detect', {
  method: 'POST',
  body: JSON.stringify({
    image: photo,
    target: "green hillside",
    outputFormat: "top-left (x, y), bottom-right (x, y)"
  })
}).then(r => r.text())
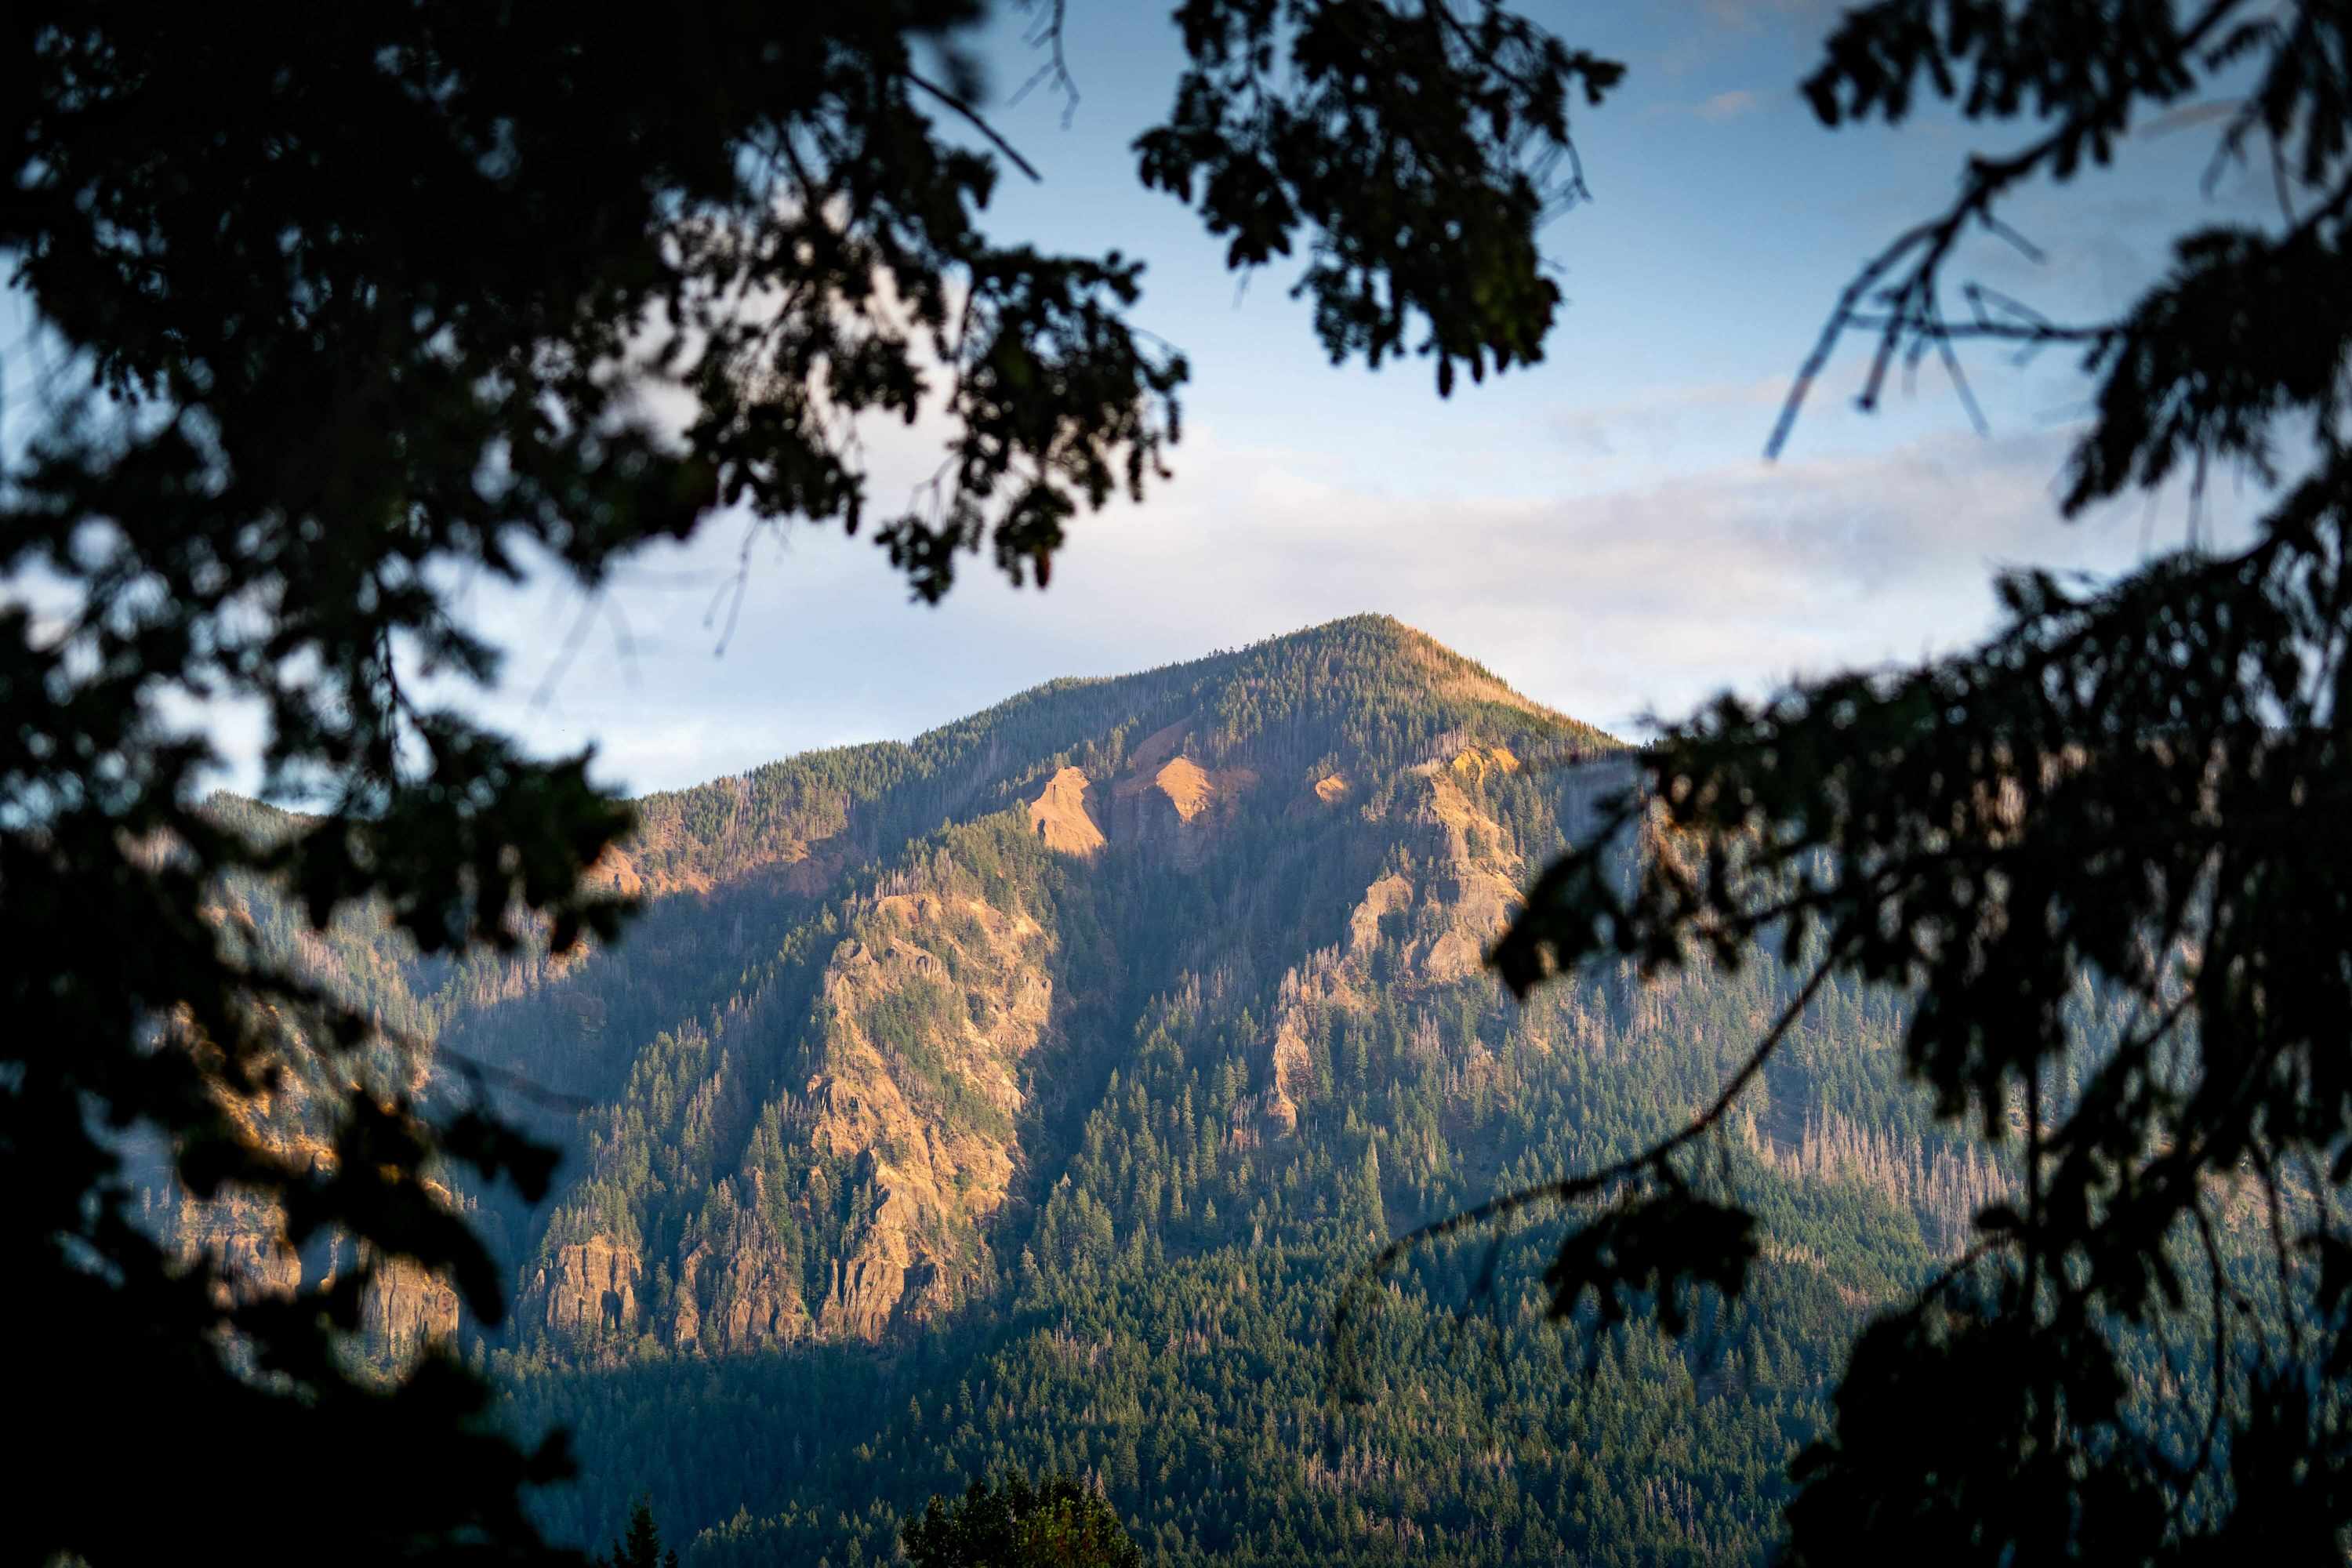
top-left (171, 616), bottom-right (2024, 1563)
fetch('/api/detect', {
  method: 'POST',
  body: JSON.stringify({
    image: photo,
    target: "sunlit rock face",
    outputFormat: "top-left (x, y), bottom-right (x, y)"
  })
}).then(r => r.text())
top-left (215, 616), bottom-right (1637, 1360)
top-left (531, 1236), bottom-right (643, 1340)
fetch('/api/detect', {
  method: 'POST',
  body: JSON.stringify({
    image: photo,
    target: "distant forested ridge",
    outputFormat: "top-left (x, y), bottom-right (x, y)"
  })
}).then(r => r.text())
top-left (165, 615), bottom-right (2158, 1563)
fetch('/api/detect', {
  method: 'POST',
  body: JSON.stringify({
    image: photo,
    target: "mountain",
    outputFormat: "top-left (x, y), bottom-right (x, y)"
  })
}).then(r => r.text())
top-left (495, 615), bottom-right (1624, 1357)
top-left (170, 615), bottom-right (2009, 1563)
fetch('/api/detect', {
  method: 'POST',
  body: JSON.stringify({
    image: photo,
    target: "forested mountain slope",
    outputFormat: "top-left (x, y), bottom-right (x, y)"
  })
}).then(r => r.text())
top-left (170, 615), bottom-right (2026, 1563)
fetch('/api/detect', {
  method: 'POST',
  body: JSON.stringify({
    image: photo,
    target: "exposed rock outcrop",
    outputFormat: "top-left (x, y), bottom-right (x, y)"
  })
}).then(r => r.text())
top-left (674, 1220), bottom-right (810, 1352)
top-left (1408, 757), bottom-right (1527, 984)
top-left (167, 1185), bottom-right (463, 1362)
top-left (1110, 752), bottom-right (1256, 866)
top-left (1447, 743), bottom-right (1521, 785)
top-left (1027, 767), bottom-right (1106, 857)
top-left (364, 1258), bottom-right (461, 1359)
top-left (782, 889), bottom-right (1053, 1341)
top-left (532, 1236), bottom-right (643, 1338)
top-left (1236, 750), bottom-right (1541, 1143)
top-left (172, 1186), bottom-right (299, 1296)
top-left (817, 1232), bottom-right (918, 1341)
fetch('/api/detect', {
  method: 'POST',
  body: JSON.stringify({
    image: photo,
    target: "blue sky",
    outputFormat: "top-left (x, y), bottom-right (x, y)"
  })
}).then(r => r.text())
top-left (12, 2), bottom-right (2284, 796)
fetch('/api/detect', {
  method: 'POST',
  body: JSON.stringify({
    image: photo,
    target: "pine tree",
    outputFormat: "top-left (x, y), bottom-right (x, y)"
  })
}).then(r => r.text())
top-left (1354, 1142), bottom-right (1387, 1242)
top-left (903, 1468), bottom-right (1141, 1568)
top-left (603, 1498), bottom-right (677, 1568)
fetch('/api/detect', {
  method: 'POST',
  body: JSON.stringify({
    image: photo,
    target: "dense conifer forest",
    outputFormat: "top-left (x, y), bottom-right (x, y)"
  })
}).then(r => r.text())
top-left (165, 616), bottom-right (2259, 1563)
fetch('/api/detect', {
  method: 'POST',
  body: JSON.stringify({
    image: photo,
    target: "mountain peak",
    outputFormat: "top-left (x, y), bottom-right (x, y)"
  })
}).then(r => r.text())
top-left (1231, 613), bottom-right (1606, 742)
top-left (601, 617), bottom-right (1617, 897)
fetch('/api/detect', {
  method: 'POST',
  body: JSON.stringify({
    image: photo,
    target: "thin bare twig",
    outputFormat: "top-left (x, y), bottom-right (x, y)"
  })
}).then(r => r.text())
top-left (1766, 0), bottom-right (2246, 459)
top-left (904, 71), bottom-right (1044, 183)
top-left (1010, 0), bottom-right (1081, 129)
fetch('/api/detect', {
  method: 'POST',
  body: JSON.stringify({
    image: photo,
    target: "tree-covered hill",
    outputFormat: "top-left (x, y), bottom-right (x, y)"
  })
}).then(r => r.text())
top-left (166, 616), bottom-right (2062, 1561)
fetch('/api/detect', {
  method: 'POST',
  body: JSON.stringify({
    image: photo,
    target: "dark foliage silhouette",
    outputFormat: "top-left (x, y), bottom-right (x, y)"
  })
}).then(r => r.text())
top-left (1, 4), bottom-right (1616, 1562)
top-left (1345, 2), bottom-right (2352, 1559)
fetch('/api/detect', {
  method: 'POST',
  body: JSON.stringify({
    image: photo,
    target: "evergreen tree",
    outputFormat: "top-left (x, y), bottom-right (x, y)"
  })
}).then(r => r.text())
top-left (904, 1469), bottom-right (1142, 1568)
top-left (602, 1499), bottom-right (677, 1568)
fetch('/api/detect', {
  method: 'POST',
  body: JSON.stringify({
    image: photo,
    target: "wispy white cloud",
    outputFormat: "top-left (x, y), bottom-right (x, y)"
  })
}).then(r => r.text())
top-left (1657, 0), bottom-right (1835, 75)
top-left (1550, 377), bottom-right (1785, 460)
top-left (1642, 88), bottom-right (1766, 122)
top-left (412, 397), bottom-right (2259, 798)
top-left (1019, 423), bottom-right (2213, 742)
top-left (1700, 0), bottom-right (1832, 28)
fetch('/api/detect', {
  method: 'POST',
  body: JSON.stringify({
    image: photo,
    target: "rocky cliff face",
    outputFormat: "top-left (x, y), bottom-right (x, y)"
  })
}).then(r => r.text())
top-left (1229, 746), bottom-right (1535, 1145)
top-left (363, 1258), bottom-right (462, 1359)
top-left (532, 1235), bottom-right (644, 1338)
top-left (172, 1187), bottom-right (307, 1302)
top-left (1102, 722), bottom-right (1258, 868)
top-left (677, 1200), bottom-right (810, 1350)
top-left (525, 873), bottom-right (1058, 1355)
top-left (167, 1184), bottom-right (463, 1362)
top-left (482, 617), bottom-right (1635, 1359)
top-left (797, 887), bottom-right (1052, 1338)
top-left (157, 1058), bottom-right (471, 1365)
top-left (1027, 766), bottom-right (1105, 857)
top-left (1025, 718), bottom-right (1262, 874)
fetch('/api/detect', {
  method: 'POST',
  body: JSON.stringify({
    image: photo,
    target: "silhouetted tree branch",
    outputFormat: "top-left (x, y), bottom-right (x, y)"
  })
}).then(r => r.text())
top-left (1, 4), bottom-right (1624, 1561)
top-left (1381, 2), bottom-right (2352, 1557)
